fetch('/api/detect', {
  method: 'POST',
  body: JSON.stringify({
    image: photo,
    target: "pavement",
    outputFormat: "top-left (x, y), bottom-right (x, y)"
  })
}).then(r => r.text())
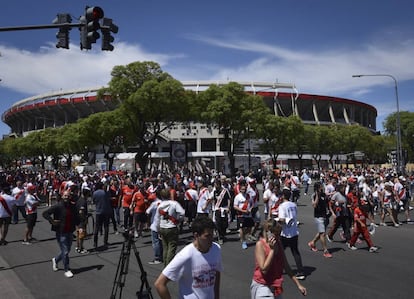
top-left (1, 188), bottom-right (414, 299)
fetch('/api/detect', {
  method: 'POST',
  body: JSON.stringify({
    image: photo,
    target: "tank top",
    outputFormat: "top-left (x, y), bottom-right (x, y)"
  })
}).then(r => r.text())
top-left (253, 238), bottom-right (284, 288)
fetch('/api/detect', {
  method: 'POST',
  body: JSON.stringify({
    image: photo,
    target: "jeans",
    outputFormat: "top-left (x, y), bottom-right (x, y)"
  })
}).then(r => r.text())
top-left (328, 215), bottom-right (351, 242)
top-left (159, 227), bottom-right (179, 266)
top-left (123, 207), bottom-right (133, 230)
top-left (55, 232), bottom-right (73, 271)
top-left (94, 214), bottom-right (110, 246)
top-left (281, 235), bottom-right (304, 273)
top-left (12, 205), bottom-right (26, 223)
top-left (151, 230), bottom-right (163, 261)
top-left (110, 208), bottom-right (118, 232)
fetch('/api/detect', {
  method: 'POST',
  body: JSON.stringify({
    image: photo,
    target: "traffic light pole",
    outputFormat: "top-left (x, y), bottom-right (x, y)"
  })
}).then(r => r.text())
top-left (0, 6), bottom-right (117, 51)
top-left (0, 23), bottom-right (82, 32)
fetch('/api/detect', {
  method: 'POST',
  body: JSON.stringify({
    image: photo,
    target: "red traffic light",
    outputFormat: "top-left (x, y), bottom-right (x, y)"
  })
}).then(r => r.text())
top-left (85, 6), bottom-right (104, 21)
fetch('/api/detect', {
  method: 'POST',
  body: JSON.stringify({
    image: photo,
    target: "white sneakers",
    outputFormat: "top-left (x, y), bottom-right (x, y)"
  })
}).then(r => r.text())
top-left (52, 257), bottom-right (74, 277)
top-left (52, 258), bottom-right (58, 271)
top-left (369, 246), bottom-right (378, 253)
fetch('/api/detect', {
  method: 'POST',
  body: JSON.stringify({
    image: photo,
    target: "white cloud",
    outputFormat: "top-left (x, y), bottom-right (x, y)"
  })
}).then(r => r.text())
top-left (0, 42), bottom-right (174, 95)
top-left (189, 36), bottom-right (414, 96)
top-left (1, 35), bottom-right (413, 127)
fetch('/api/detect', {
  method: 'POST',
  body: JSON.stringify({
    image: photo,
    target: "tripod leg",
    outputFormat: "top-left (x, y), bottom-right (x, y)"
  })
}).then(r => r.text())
top-left (131, 241), bottom-right (154, 299)
top-left (110, 240), bottom-right (131, 299)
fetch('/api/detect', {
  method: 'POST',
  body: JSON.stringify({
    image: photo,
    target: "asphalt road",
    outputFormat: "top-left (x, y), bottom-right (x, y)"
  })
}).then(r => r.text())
top-left (1, 187), bottom-right (413, 299)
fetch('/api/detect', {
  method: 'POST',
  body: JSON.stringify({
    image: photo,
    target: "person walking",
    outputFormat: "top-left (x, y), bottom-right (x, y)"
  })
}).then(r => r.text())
top-left (277, 187), bottom-right (306, 280)
top-left (42, 190), bottom-right (80, 278)
top-left (158, 188), bottom-right (185, 266)
top-left (212, 179), bottom-right (231, 244)
top-left (0, 184), bottom-right (16, 245)
top-left (326, 184), bottom-right (352, 243)
top-left (233, 182), bottom-right (255, 249)
top-left (11, 180), bottom-right (26, 224)
top-left (75, 188), bottom-right (89, 254)
top-left (154, 216), bottom-right (223, 299)
top-left (92, 181), bottom-right (112, 249)
top-left (307, 182), bottom-right (332, 258)
top-left (250, 219), bottom-right (307, 298)
top-left (146, 191), bottom-right (163, 265)
top-left (347, 200), bottom-right (378, 253)
top-left (23, 183), bottom-right (40, 245)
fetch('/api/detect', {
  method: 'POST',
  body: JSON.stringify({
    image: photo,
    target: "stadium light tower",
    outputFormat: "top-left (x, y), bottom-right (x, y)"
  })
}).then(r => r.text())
top-left (352, 74), bottom-right (404, 174)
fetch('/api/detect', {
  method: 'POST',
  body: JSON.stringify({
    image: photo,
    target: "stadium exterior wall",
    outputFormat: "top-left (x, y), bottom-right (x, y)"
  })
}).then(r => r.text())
top-left (2, 81), bottom-right (377, 137)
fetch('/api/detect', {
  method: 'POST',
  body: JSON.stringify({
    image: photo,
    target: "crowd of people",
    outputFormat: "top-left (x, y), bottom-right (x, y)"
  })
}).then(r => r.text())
top-left (0, 165), bottom-right (413, 298)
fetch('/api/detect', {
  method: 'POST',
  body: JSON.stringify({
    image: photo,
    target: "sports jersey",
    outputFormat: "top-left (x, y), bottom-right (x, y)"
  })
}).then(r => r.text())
top-left (121, 185), bottom-right (136, 208)
top-left (162, 242), bottom-right (223, 299)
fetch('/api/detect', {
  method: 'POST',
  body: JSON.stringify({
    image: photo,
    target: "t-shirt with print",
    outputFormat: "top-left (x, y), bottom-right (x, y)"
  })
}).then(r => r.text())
top-left (162, 242), bottom-right (223, 299)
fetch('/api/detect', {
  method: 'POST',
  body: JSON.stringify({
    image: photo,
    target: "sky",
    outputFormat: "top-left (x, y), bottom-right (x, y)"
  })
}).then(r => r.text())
top-left (1, 0), bottom-right (413, 137)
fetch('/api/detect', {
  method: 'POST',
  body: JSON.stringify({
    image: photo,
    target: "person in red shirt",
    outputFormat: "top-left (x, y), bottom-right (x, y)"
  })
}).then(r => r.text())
top-left (250, 219), bottom-right (307, 298)
top-left (347, 200), bottom-right (378, 253)
top-left (121, 178), bottom-right (136, 232)
top-left (131, 185), bottom-right (147, 238)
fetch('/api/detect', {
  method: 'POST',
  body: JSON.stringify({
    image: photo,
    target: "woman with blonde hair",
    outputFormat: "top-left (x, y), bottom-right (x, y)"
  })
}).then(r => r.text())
top-left (250, 219), bottom-right (307, 298)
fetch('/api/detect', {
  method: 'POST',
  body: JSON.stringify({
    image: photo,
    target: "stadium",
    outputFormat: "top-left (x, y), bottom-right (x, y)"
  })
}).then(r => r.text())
top-left (1, 81), bottom-right (377, 171)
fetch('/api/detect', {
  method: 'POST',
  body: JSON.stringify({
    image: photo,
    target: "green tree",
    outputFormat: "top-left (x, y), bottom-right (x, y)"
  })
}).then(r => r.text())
top-left (253, 115), bottom-right (292, 169)
top-left (383, 111), bottom-right (414, 163)
top-left (199, 82), bottom-right (270, 175)
top-left (284, 116), bottom-right (306, 170)
top-left (77, 109), bottom-right (128, 170)
top-left (55, 123), bottom-right (85, 169)
top-left (99, 61), bottom-right (192, 172)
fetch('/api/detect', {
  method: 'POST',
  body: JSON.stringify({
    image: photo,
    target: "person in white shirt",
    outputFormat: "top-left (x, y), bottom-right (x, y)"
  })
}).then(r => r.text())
top-left (11, 180), bottom-right (26, 224)
top-left (146, 194), bottom-right (163, 265)
top-left (0, 184), bottom-right (16, 245)
top-left (184, 181), bottom-right (198, 228)
top-left (277, 187), bottom-right (306, 280)
top-left (155, 216), bottom-right (223, 299)
top-left (23, 183), bottom-right (40, 245)
top-left (233, 182), bottom-right (254, 249)
top-left (158, 188), bottom-right (185, 266)
top-left (196, 179), bottom-right (212, 218)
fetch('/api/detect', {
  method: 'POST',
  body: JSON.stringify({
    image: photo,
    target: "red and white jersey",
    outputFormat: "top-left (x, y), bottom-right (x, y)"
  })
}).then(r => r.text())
top-left (233, 192), bottom-right (252, 217)
top-left (184, 188), bottom-right (198, 201)
top-left (269, 193), bottom-right (281, 217)
top-left (290, 176), bottom-right (300, 191)
top-left (197, 187), bottom-right (211, 214)
top-left (394, 181), bottom-right (406, 200)
top-left (247, 185), bottom-right (259, 208)
top-left (25, 194), bottom-right (39, 215)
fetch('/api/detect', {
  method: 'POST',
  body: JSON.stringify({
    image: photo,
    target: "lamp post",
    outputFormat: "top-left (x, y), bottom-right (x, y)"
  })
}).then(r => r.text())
top-left (352, 74), bottom-right (404, 173)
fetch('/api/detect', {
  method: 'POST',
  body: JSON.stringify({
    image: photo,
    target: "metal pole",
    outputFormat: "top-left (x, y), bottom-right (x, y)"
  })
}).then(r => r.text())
top-left (352, 74), bottom-right (404, 173)
top-left (0, 23), bottom-right (82, 32)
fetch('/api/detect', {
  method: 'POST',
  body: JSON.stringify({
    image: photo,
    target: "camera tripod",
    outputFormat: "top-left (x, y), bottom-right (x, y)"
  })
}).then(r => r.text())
top-left (110, 230), bottom-right (154, 299)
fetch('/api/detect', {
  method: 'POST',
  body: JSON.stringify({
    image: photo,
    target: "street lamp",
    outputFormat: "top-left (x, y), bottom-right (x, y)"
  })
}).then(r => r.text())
top-left (352, 74), bottom-right (404, 173)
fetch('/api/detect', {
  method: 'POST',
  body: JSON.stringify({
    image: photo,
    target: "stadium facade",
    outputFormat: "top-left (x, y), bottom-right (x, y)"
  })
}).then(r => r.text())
top-left (2, 81), bottom-right (377, 171)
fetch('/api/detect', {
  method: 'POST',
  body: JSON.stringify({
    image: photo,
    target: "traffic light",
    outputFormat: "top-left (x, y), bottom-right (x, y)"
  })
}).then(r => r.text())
top-left (101, 18), bottom-right (118, 51)
top-left (53, 13), bottom-right (72, 49)
top-left (80, 6), bottom-right (104, 50)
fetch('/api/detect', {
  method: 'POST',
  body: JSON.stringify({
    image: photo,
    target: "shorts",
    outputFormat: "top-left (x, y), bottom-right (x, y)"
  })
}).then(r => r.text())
top-left (314, 217), bottom-right (326, 233)
top-left (238, 216), bottom-right (254, 228)
top-left (0, 217), bottom-right (11, 226)
top-left (251, 207), bottom-right (261, 223)
top-left (250, 280), bottom-right (283, 299)
top-left (134, 212), bottom-right (147, 223)
top-left (26, 213), bottom-right (37, 229)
